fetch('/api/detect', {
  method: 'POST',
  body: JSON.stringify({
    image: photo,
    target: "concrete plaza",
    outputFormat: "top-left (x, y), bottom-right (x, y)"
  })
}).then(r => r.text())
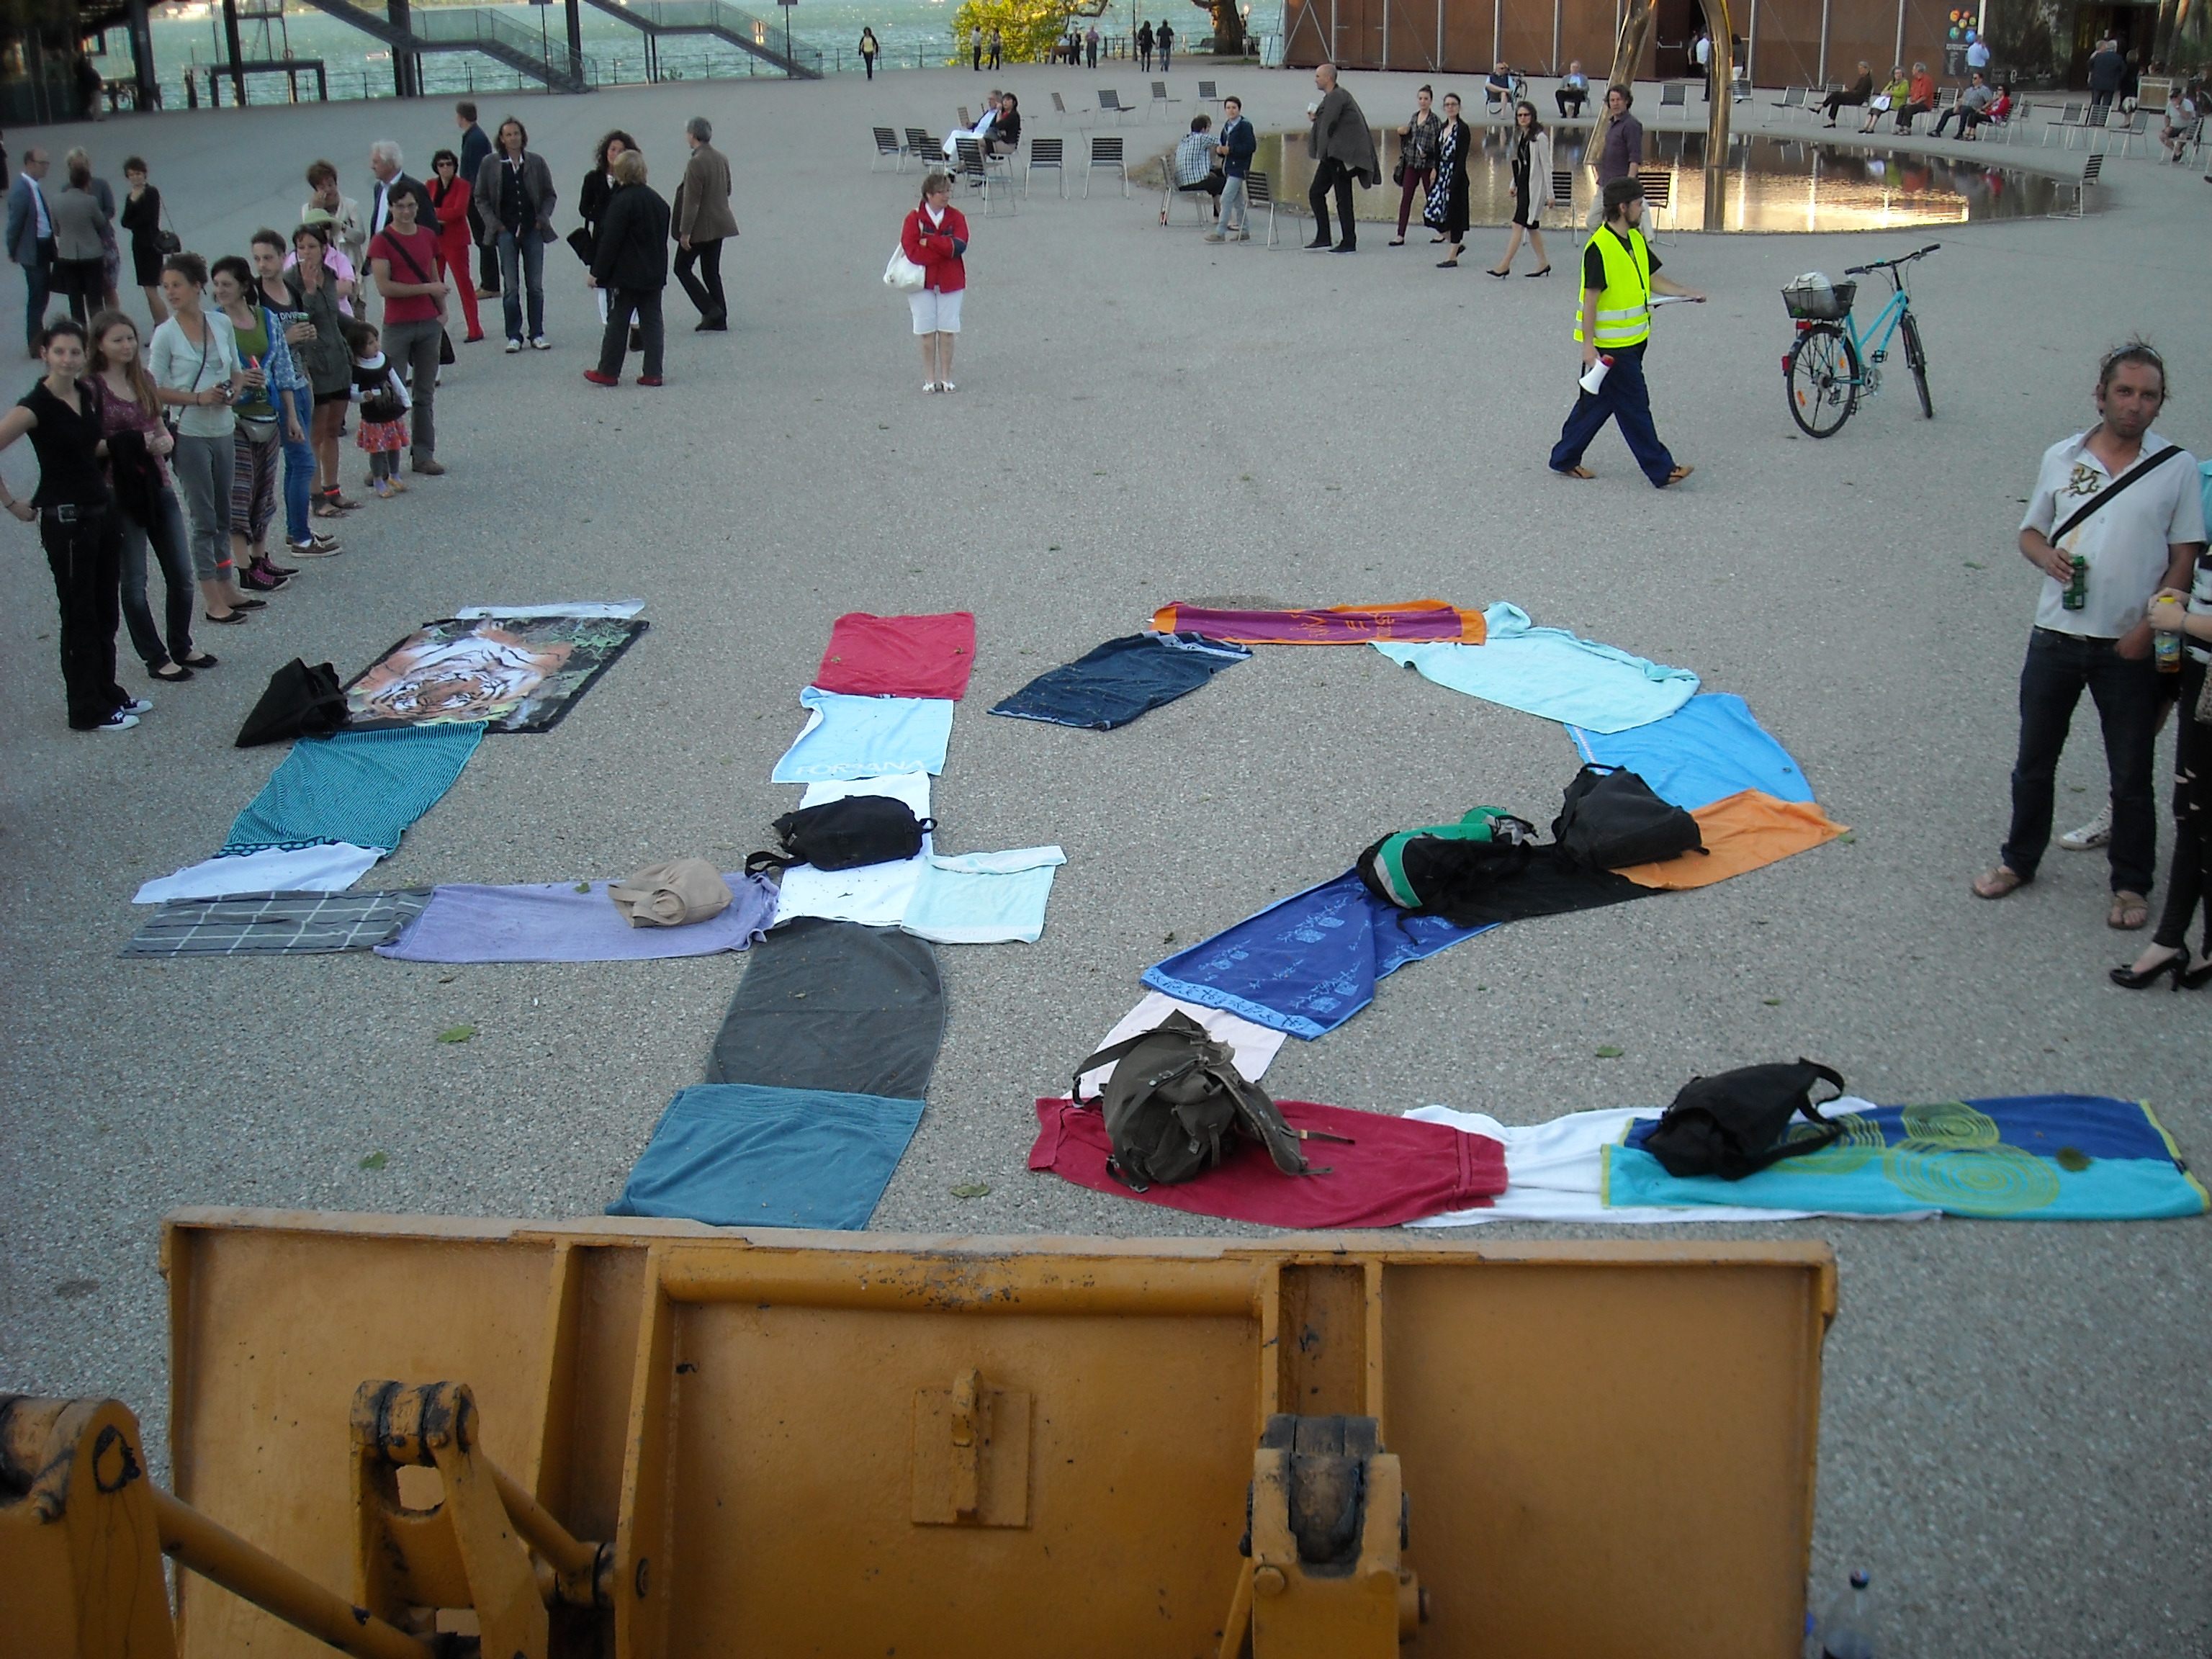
top-left (0, 63), bottom-right (2205, 1653)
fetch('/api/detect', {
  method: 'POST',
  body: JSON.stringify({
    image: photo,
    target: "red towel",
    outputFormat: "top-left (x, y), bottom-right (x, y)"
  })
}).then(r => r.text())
top-left (1029, 1097), bottom-right (1503, 1227)
top-left (814, 611), bottom-right (978, 699)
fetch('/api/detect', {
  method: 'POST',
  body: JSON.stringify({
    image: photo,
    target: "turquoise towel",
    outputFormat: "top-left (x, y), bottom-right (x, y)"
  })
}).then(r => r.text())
top-left (1374, 602), bottom-right (1700, 734)
top-left (223, 723), bottom-right (486, 855)
top-left (1604, 1095), bottom-right (2208, 1220)
top-left (1570, 692), bottom-right (1815, 810)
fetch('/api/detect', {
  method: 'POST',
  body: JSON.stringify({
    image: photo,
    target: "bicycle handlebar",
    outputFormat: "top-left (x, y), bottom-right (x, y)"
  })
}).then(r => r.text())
top-left (1843, 243), bottom-right (1941, 276)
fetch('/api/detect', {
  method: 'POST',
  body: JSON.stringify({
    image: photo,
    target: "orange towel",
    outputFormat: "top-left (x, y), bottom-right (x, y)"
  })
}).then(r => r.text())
top-left (1614, 790), bottom-right (1846, 890)
top-left (1149, 599), bottom-right (1486, 646)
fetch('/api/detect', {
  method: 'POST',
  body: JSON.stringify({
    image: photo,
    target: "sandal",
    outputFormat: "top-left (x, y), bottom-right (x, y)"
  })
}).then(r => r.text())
top-left (150, 662), bottom-right (193, 682)
top-left (1662, 465), bottom-right (1695, 487)
top-left (2109, 891), bottom-right (2151, 931)
top-left (1551, 464), bottom-right (1596, 480)
top-left (1971, 866), bottom-right (2028, 899)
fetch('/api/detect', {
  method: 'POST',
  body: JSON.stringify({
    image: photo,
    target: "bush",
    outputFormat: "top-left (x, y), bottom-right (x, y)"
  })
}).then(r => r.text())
top-left (948, 0), bottom-right (1075, 65)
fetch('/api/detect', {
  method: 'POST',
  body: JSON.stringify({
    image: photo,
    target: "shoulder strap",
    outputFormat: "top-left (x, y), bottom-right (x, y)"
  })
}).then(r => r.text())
top-left (2052, 444), bottom-right (2187, 543)
top-left (383, 230), bottom-right (434, 283)
top-left (1070, 1029), bottom-right (1177, 1097)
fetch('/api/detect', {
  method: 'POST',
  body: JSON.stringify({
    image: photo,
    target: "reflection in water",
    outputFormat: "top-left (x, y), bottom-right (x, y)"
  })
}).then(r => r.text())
top-left (1241, 128), bottom-right (2084, 232)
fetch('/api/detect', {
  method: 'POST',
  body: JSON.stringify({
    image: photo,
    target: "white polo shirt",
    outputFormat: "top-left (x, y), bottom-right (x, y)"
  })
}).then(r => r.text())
top-left (2023, 428), bottom-right (2205, 638)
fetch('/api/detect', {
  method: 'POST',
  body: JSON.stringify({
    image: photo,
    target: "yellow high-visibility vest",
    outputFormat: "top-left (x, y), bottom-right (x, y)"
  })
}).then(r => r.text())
top-left (1573, 224), bottom-right (1653, 349)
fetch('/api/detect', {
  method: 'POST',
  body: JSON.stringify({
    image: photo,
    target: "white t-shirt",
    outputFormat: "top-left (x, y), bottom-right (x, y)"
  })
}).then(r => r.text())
top-left (2023, 428), bottom-right (2206, 638)
top-left (148, 309), bottom-right (241, 441)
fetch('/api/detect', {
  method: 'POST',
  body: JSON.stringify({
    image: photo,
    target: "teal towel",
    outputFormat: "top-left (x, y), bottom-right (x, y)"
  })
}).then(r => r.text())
top-left (223, 723), bottom-right (486, 855)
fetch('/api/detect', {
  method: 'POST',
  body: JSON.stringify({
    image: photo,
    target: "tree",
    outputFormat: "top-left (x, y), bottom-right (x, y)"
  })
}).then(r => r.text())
top-left (948, 0), bottom-right (1076, 64)
top-left (1201, 0), bottom-right (1245, 56)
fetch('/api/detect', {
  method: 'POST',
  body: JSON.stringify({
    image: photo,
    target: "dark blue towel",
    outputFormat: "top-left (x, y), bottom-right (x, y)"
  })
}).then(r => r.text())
top-left (608, 1084), bottom-right (926, 1229)
top-left (990, 631), bottom-right (1250, 731)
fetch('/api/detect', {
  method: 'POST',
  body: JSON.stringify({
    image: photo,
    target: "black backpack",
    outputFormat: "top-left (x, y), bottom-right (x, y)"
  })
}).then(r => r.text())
top-left (1552, 764), bottom-right (1705, 869)
top-left (746, 796), bottom-right (933, 875)
top-left (235, 658), bottom-right (349, 747)
top-left (1642, 1059), bottom-right (1848, 1180)
top-left (1072, 1012), bottom-right (1328, 1191)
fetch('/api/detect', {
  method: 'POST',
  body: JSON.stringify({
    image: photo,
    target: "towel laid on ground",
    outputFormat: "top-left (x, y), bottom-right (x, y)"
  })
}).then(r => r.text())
top-left (607, 1084), bottom-right (925, 1229)
top-left (1030, 1096), bottom-right (1506, 1226)
top-left (376, 872), bottom-right (778, 962)
top-left (1079, 992), bottom-right (1288, 1097)
top-left (1374, 603), bottom-right (1698, 733)
top-left (770, 774), bottom-right (936, 927)
top-left (706, 917), bottom-right (945, 1098)
top-left (222, 722), bottom-right (487, 854)
top-left (769, 688), bottom-right (955, 783)
top-left (1570, 692), bottom-right (1815, 811)
top-left (123, 889), bottom-right (433, 957)
top-left (990, 632), bottom-right (1251, 730)
top-left (1607, 1094), bottom-right (2209, 1220)
top-left (1151, 599), bottom-right (1485, 646)
top-left (1142, 869), bottom-right (1492, 1039)
top-left (133, 841), bottom-right (386, 904)
top-left (814, 611), bottom-right (977, 700)
top-left (901, 847), bottom-right (1066, 943)
top-left (1612, 791), bottom-right (1845, 889)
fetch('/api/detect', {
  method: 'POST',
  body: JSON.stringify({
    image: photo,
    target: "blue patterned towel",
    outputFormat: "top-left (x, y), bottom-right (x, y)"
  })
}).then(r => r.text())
top-left (223, 723), bottom-right (486, 855)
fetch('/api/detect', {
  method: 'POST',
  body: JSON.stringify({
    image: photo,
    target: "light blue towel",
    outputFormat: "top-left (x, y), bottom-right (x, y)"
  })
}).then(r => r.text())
top-left (608, 1084), bottom-right (926, 1229)
top-left (770, 688), bottom-right (955, 783)
top-left (1374, 603), bottom-right (1699, 734)
top-left (902, 846), bottom-right (1066, 943)
top-left (222, 723), bottom-right (486, 855)
top-left (1570, 693), bottom-right (1815, 811)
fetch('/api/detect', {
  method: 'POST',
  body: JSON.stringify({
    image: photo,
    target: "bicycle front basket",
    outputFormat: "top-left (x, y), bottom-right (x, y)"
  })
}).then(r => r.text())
top-left (1781, 281), bottom-right (1857, 321)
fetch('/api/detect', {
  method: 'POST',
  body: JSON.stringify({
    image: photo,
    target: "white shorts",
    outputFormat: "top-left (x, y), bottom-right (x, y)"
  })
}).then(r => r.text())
top-left (909, 288), bottom-right (963, 335)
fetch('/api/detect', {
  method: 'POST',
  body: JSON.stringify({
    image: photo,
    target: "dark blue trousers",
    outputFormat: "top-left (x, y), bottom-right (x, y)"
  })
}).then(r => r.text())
top-left (1550, 341), bottom-right (1676, 486)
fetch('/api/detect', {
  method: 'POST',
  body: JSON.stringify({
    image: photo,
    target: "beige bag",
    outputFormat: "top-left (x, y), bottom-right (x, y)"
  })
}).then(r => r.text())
top-left (608, 859), bottom-right (732, 928)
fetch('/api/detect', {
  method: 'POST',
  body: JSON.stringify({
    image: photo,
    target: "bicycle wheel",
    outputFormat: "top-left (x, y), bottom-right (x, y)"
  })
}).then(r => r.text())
top-left (1785, 325), bottom-right (1861, 439)
top-left (1901, 310), bottom-right (1933, 419)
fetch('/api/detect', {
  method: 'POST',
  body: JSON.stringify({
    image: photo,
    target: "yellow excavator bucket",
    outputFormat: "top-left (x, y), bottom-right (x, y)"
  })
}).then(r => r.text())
top-left (108, 1208), bottom-right (1833, 1658)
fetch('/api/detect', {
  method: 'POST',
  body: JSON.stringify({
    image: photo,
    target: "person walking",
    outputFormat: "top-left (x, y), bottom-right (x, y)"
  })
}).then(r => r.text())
top-left (1137, 20), bottom-right (1154, 71)
top-left (455, 100), bottom-right (498, 298)
top-left (1424, 91), bottom-right (1473, 264)
top-left (150, 253), bottom-right (258, 616)
top-left (210, 255), bottom-right (292, 591)
top-left (1305, 63), bottom-right (1379, 253)
top-left (1158, 20), bottom-right (1174, 71)
top-left (428, 149), bottom-right (483, 343)
top-left (48, 154), bottom-right (111, 325)
top-left (1549, 176), bottom-right (1699, 487)
top-left (674, 117), bottom-right (736, 332)
top-left (1486, 100), bottom-right (1554, 276)
top-left (118, 156), bottom-right (166, 327)
top-left (91, 307), bottom-right (212, 670)
top-left (248, 228), bottom-right (338, 559)
top-left (859, 27), bottom-right (878, 78)
top-left (7, 148), bottom-right (55, 356)
top-left (284, 222), bottom-right (355, 523)
top-left (367, 187), bottom-right (446, 477)
top-left (1206, 94), bottom-right (1256, 243)
top-left (1389, 85), bottom-right (1442, 247)
top-left (0, 319), bottom-right (141, 731)
top-left (1973, 344), bottom-right (2204, 932)
top-left (901, 168), bottom-right (968, 394)
top-left (2087, 37), bottom-right (2125, 123)
top-left (1591, 84), bottom-right (1642, 222)
top-left (584, 150), bottom-right (670, 389)
top-left (577, 130), bottom-right (636, 336)
top-left (475, 117), bottom-right (557, 352)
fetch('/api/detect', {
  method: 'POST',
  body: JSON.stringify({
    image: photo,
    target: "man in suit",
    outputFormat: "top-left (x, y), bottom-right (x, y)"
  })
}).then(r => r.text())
top-left (673, 116), bottom-right (736, 332)
top-left (6, 147), bottom-right (55, 356)
top-left (367, 141), bottom-right (438, 243)
top-left (455, 101), bottom-right (497, 295)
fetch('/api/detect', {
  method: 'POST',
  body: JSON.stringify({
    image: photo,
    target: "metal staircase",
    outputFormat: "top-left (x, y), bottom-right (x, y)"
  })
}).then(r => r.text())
top-left (578, 0), bottom-right (823, 78)
top-left (284, 0), bottom-right (591, 92)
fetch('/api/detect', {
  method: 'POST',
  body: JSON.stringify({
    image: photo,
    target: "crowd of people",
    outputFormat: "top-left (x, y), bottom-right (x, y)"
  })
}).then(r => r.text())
top-left (1, 100), bottom-right (737, 735)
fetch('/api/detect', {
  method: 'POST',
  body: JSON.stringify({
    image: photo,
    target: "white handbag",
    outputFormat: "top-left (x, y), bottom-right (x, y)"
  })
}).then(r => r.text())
top-left (884, 246), bottom-right (926, 292)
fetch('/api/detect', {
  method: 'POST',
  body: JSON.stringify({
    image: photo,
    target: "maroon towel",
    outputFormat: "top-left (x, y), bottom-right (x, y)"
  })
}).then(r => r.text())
top-left (1029, 1097), bottom-right (1503, 1227)
top-left (814, 611), bottom-right (978, 700)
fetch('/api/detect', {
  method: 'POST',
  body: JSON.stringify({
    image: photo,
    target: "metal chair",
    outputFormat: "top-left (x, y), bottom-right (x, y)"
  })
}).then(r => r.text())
top-left (1244, 168), bottom-right (1282, 246)
top-left (953, 136), bottom-right (1016, 215)
top-left (1084, 134), bottom-right (1128, 197)
top-left (1548, 166), bottom-right (1581, 243)
top-left (2055, 150), bottom-right (2103, 216)
top-left (1051, 90), bottom-right (1071, 121)
top-left (1097, 89), bottom-right (1137, 124)
top-left (1770, 86), bottom-right (1807, 114)
top-left (1197, 78), bottom-right (1220, 104)
top-left (1636, 166), bottom-right (1675, 238)
top-left (2043, 102), bottom-right (2085, 146)
top-left (2104, 109), bottom-right (2151, 157)
top-left (1998, 96), bottom-right (2031, 143)
top-left (1151, 79), bottom-right (1178, 115)
top-left (871, 127), bottom-right (906, 171)
top-left (957, 106), bottom-right (972, 130)
top-left (1660, 82), bottom-right (1687, 109)
top-left (905, 126), bottom-right (936, 165)
top-left (1028, 136), bottom-right (1066, 197)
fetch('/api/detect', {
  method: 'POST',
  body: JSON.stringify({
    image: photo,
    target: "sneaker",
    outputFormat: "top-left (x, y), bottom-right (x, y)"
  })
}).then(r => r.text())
top-left (1230, 230), bottom-right (1249, 241)
top-left (240, 562), bottom-right (288, 592)
top-left (2060, 803), bottom-right (2113, 850)
top-left (255, 554), bottom-right (297, 578)
top-left (583, 369), bottom-right (620, 387)
top-left (90, 710), bottom-right (139, 732)
top-left (530, 336), bottom-right (552, 351)
top-left (504, 338), bottom-right (523, 354)
top-left (1202, 230), bottom-right (1224, 242)
top-left (117, 696), bottom-right (153, 716)
top-left (412, 457), bottom-right (446, 477)
top-left (287, 534), bottom-right (342, 557)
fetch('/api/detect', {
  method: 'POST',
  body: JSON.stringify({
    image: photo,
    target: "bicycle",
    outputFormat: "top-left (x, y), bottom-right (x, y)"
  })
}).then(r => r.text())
top-left (1781, 243), bottom-right (1939, 438)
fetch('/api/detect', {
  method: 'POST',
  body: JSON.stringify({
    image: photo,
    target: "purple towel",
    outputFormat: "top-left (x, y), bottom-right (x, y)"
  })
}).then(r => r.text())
top-left (377, 871), bottom-right (778, 963)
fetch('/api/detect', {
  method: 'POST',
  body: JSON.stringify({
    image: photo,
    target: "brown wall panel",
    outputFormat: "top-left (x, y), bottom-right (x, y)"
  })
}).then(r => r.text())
top-left (1748, 0), bottom-right (1825, 85)
top-left (1900, 0), bottom-right (1959, 75)
top-left (1825, 9), bottom-right (1899, 85)
top-left (1557, 0), bottom-right (1619, 78)
top-left (1502, 0), bottom-right (1560, 73)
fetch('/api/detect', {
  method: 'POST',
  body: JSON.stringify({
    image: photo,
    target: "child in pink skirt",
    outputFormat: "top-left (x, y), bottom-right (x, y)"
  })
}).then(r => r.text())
top-left (341, 318), bottom-right (411, 498)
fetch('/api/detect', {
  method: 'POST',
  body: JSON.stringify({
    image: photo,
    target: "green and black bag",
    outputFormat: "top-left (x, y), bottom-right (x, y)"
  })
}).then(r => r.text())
top-left (1073, 1011), bottom-right (1323, 1192)
top-left (1356, 806), bottom-right (1537, 911)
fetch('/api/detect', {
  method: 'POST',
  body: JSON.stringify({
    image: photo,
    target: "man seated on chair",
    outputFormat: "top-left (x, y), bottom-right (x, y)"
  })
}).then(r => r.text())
top-left (1932, 72), bottom-right (1993, 138)
top-left (1485, 63), bottom-right (1516, 117)
top-left (1555, 60), bottom-right (1589, 120)
top-left (943, 93), bottom-right (999, 160)
top-left (1166, 114), bottom-right (1224, 222)
top-left (1894, 63), bottom-right (1936, 132)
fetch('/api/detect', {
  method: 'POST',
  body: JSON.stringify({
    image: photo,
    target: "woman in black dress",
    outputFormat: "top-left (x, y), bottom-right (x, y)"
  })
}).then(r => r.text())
top-left (0, 318), bottom-right (140, 732)
top-left (577, 130), bottom-right (636, 336)
top-left (119, 156), bottom-right (166, 328)
top-left (1487, 101), bottom-right (1555, 276)
top-left (1424, 92), bottom-right (1473, 267)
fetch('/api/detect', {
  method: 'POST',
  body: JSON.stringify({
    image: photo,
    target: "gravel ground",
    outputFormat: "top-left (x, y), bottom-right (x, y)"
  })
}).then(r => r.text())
top-left (0, 68), bottom-right (2205, 1654)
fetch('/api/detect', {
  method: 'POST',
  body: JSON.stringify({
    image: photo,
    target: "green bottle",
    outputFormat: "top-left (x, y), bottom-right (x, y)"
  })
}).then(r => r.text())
top-left (2063, 554), bottom-right (2088, 611)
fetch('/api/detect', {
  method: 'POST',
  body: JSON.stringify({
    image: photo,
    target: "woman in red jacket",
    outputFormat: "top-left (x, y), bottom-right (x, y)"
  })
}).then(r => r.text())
top-left (900, 170), bottom-right (968, 394)
top-left (428, 148), bottom-right (484, 343)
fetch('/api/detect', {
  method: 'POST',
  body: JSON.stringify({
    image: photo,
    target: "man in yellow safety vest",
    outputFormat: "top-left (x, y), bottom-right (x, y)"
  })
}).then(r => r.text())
top-left (1549, 175), bottom-right (1701, 487)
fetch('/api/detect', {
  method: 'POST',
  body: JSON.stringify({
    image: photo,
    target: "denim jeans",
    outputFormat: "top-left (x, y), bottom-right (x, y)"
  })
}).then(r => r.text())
top-left (1549, 342), bottom-right (1676, 486)
top-left (1219, 174), bottom-right (1248, 233)
top-left (496, 228), bottom-right (545, 343)
top-left (119, 485), bottom-right (194, 669)
top-left (279, 390), bottom-right (315, 544)
top-left (2000, 628), bottom-right (2162, 894)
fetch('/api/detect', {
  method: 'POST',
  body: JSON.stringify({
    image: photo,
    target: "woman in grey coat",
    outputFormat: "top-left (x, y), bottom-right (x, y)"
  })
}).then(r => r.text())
top-left (474, 116), bottom-right (559, 351)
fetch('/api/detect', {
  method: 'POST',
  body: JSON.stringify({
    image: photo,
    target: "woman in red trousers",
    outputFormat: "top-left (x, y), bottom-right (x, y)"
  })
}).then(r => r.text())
top-left (428, 148), bottom-right (484, 343)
